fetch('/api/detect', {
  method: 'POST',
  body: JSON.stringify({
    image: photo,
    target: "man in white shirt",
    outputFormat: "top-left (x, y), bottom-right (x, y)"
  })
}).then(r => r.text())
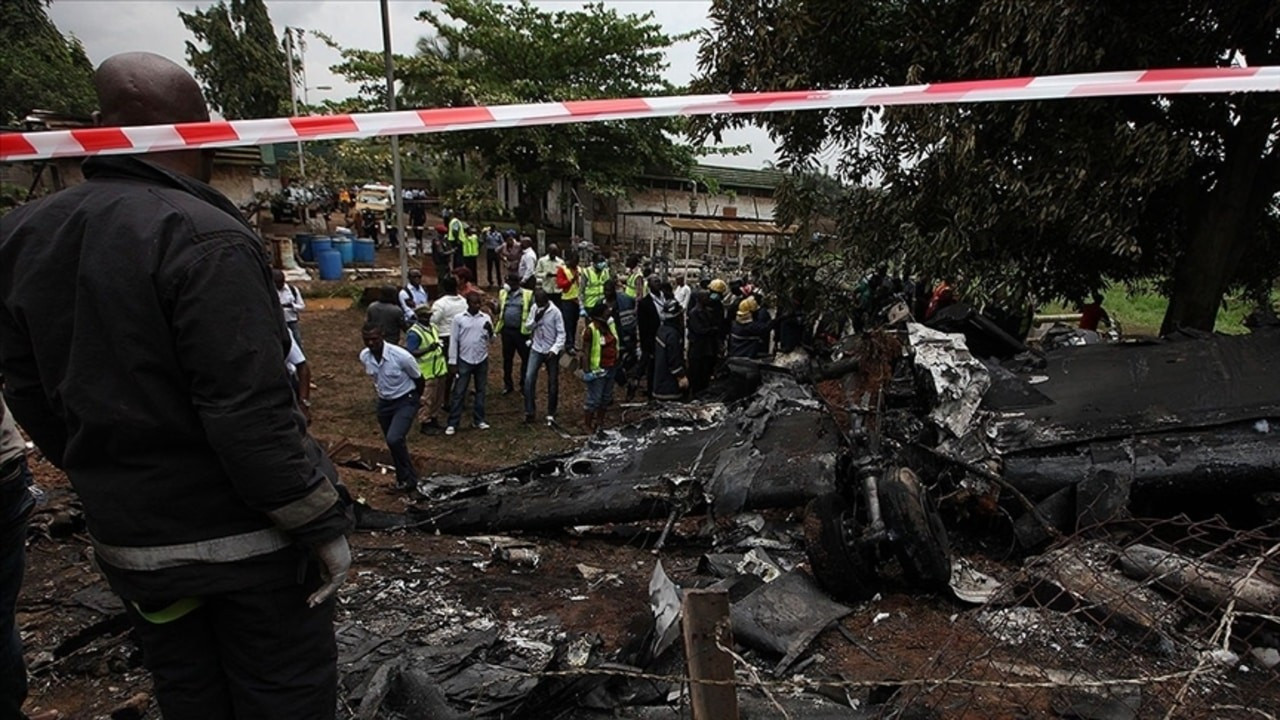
top-left (517, 237), bottom-right (538, 284)
top-left (359, 323), bottom-right (423, 491)
top-left (534, 243), bottom-right (564, 298)
top-left (398, 268), bottom-right (430, 324)
top-left (274, 268), bottom-right (306, 347)
top-left (446, 293), bottom-right (493, 435)
top-left (522, 288), bottom-right (566, 424)
top-left (673, 274), bottom-right (692, 309)
top-left (429, 275), bottom-right (469, 412)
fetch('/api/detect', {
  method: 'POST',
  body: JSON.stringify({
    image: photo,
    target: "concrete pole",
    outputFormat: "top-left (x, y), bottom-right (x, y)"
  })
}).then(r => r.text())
top-left (381, 0), bottom-right (409, 285)
top-left (284, 28), bottom-right (309, 229)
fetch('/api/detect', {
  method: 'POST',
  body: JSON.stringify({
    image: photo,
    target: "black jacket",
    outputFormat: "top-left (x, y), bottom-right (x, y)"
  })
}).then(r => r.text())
top-left (0, 156), bottom-right (350, 602)
top-left (651, 321), bottom-right (686, 400)
top-left (729, 310), bottom-right (773, 359)
top-left (637, 295), bottom-right (660, 353)
top-left (687, 302), bottom-right (722, 359)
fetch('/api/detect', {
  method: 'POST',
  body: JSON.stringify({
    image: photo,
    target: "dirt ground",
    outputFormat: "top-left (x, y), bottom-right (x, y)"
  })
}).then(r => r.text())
top-left (15, 245), bottom-right (1278, 719)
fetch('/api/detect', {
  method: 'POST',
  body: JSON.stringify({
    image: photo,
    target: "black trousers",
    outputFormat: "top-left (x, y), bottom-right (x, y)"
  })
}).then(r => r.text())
top-left (501, 327), bottom-right (530, 391)
top-left (126, 567), bottom-right (337, 720)
top-left (688, 352), bottom-right (716, 395)
top-left (440, 336), bottom-right (454, 408)
top-left (486, 249), bottom-right (501, 286)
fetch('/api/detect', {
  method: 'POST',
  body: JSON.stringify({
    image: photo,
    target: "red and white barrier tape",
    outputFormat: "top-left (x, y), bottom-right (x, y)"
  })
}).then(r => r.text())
top-left (2, 66), bottom-right (1276, 162)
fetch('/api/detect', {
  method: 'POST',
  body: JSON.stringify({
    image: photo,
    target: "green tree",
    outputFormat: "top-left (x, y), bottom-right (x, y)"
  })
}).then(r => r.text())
top-left (179, 0), bottom-right (291, 119)
top-left (694, 0), bottom-right (1280, 333)
top-left (327, 0), bottom-right (694, 223)
top-left (0, 0), bottom-right (95, 124)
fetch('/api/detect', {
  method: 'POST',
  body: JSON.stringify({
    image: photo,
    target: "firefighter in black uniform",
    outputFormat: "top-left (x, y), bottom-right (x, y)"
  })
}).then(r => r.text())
top-left (0, 53), bottom-right (352, 720)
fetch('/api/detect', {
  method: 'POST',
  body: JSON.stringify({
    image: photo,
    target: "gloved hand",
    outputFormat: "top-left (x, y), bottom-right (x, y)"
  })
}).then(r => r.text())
top-left (307, 535), bottom-right (352, 608)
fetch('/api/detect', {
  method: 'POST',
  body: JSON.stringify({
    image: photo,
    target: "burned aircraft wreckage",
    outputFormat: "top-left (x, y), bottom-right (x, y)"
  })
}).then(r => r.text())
top-left (330, 309), bottom-right (1279, 719)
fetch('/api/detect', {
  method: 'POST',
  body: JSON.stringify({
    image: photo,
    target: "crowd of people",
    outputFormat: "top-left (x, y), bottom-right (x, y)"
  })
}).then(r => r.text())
top-left (334, 229), bottom-right (797, 492)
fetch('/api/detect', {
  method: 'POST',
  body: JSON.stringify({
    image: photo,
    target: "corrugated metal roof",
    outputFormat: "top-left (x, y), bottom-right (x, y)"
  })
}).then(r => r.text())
top-left (691, 164), bottom-right (787, 191)
top-left (657, 217), bottom-right (797, 236)
top-left (642, 163), bottom-right (787, 192)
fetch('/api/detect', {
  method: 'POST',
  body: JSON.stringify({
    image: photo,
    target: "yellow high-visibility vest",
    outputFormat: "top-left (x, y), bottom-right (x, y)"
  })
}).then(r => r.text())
top-left (495, 287), bottom-right (533, 335)
top-left (561, 266), bottom-right (580, 301)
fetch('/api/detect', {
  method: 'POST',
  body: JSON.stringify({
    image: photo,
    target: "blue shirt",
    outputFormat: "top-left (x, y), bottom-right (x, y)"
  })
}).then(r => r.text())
top-left (359, 342), bottom-right (421, 399)
top-left (449, 311), bottom-right (493, 365)
top-left (525, 302), bottom-right (566, 354)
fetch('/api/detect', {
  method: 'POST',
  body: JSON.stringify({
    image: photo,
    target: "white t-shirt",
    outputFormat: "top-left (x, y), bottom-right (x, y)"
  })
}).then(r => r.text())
top-left (674, 284), bottom-right (692, 309)
top-left (430, 295), bottom-right (470, 338)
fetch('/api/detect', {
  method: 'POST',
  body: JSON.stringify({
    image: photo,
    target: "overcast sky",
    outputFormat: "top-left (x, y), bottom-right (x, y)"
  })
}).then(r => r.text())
top-left (47, 0), bottom-right (780, 169)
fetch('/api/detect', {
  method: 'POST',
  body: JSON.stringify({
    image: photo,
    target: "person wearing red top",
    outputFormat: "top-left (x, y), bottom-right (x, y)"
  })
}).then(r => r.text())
top-left (925, 277), bottom-right (957, 320)
top-left (1078, 291), bottom-right (1112, 331)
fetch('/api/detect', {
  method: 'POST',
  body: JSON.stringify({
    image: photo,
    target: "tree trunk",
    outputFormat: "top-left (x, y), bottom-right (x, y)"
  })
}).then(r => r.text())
top-left (1161, 108), bottom-right (1275, 335)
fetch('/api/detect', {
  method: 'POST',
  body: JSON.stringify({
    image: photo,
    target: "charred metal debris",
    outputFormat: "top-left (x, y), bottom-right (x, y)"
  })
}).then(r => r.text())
top-left (26, 319), bottom-right (1280, 718)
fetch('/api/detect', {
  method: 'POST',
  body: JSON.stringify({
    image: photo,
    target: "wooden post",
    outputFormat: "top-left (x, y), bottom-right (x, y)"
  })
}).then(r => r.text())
top-left (682, 588), bottom-right (739, 720)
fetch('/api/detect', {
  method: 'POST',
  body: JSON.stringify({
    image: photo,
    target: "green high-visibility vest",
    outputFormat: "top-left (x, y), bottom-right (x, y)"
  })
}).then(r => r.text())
top-left (583, 266), bottom-right (610, 310)
top-left (406, 323), bottom-right (448, 378)
top-left (586, 318), bottom-right (619, 373)
top-left (624, 271), bottom-right (645, 299)
top-left (495, 287), bottom-right (533, 335)
top-left (561, 265), bottom-right (580, 301)
top-left (447, 218), bottom-right (465, 246)
top-left (461, 232), bottom-right (479, 258)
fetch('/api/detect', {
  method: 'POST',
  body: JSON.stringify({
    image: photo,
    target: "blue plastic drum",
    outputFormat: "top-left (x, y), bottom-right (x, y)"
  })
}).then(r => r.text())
top-left (332, 236), bottom-right (354, 266)
top-left (310, 236), bottom-right (333, 260)
top-left (316, 249), bottom-right (344, 280)
top-left (353, 237), bottom-right (376, 264)
top-left (294, 234), bottom-right (315, 262)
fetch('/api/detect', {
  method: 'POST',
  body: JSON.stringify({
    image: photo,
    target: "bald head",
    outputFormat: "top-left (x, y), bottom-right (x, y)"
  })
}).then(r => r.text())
top-left (95, 52), bottom-right (209, 127)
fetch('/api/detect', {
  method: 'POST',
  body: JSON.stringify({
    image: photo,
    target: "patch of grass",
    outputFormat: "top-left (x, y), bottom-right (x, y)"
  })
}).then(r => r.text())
top-left (1041, 284), bottom-right (1275, 336)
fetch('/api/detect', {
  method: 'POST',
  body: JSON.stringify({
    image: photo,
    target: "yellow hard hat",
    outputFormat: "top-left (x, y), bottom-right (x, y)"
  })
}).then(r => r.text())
top-left (709, 278), bottom-right (728, 294)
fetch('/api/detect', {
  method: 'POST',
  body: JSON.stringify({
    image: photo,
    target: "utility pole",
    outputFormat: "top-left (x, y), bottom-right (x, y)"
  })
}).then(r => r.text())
top-left (285, 27), bottom-right (308, 225)
top-left (297, 28), bottom-right (310, 107)
top-left (381, 0), bottom-right (409, 285)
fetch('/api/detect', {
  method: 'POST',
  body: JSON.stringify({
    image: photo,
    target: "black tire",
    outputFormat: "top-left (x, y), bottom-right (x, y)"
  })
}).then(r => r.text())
top-left (803, 492), bottom-right (879, 602)
top-left (878, 468), bottom-right (952, 593)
